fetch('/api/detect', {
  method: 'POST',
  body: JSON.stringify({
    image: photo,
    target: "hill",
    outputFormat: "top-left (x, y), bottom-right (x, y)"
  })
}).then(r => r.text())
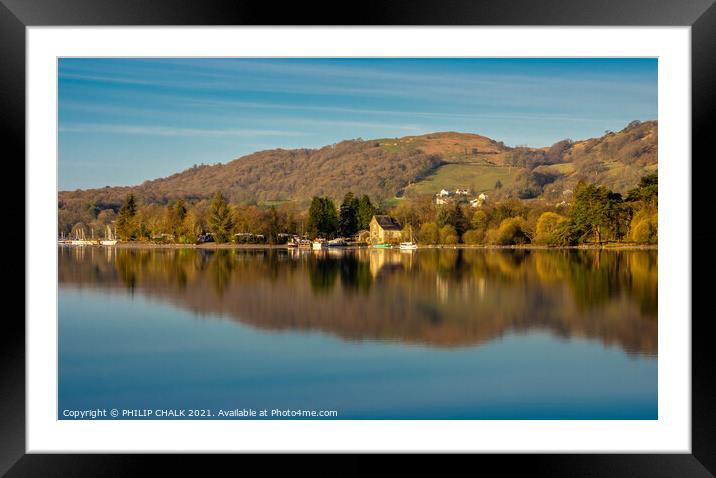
top-left (59, 120), bottom-right (657, 211)
top-left (401, 120), bottom-right (657, 201)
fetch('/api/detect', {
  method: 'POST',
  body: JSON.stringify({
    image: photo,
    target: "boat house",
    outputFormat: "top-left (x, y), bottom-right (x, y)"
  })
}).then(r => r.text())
top-left (369, 215), bottom-right (403, 244)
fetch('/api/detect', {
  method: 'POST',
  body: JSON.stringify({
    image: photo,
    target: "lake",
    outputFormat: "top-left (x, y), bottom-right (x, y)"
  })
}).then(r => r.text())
top-left (58, 246), bottom-right (657, 419)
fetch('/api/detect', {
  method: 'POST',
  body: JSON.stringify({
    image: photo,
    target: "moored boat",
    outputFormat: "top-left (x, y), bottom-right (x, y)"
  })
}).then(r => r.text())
top-left (326, 238), bottom-right (347, 247)
top-left (399, 229), bottom-right (417, 250)
top-left (67, 228), bottom-right (97, 246)
top-left (100, 225), bottom-right (118, 246)
top-left (69, 240), bottom-right (98, 246)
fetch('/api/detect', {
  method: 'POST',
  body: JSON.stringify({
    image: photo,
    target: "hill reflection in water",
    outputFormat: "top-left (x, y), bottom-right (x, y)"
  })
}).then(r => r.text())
top-left (59, 247), bottom-right (657, 356)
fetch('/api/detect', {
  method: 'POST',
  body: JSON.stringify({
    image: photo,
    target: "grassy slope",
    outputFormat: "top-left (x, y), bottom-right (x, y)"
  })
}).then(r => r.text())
top-left (404, 164), bottom-right (522, 196)
top-left (402, 120), bottom-right (657, 199)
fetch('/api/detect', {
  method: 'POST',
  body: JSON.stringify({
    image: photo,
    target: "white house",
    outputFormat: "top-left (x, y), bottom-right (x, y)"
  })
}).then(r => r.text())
top-left (455, 188), bottom-right (470, 195)
top-left (438, 189), bottom-right (450, 197)
top-left (470, 193), bottom-right (488, 208)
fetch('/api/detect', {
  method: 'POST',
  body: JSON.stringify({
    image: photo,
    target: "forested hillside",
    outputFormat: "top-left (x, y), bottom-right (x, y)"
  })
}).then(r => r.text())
top-left (59, 120), bottom-right (657, 233)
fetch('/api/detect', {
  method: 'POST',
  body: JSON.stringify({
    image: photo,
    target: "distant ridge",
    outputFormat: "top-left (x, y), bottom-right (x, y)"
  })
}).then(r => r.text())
top-left (59, 120), bottom-right (657, 209)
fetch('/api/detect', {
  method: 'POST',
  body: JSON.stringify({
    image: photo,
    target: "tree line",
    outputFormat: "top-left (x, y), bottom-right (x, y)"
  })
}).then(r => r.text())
top-left (62, 174), bottom-right (657, 246)
top-left (103, 192), bottom-right (379, 244)
top-left (395, 174), bottom-right (657, 246)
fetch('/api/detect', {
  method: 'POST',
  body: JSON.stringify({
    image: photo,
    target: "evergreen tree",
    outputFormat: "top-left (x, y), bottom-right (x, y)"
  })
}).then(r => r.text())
top-left (356, 195), bottom-right (376, 230)
top-left (452, 203), bottom-right (469, 237)
top-left (571, 182), bottom-right (623, 243)
top-left (175, 199), bottom-right (187, 222)
top-left (626, 173), bottom-right (658, 204)
top-left (208, 192), bottom-right (234, 243)
top-left (338, 192), bottom-right (359, 237)
top-left (168, 199), bottom-right (188, 237)
top-left (116, 194), bottom-right (137, 240)
top-left (307, 196), bottom-right (338, 238)
top-left (265, 206), bottom-right (281, 244)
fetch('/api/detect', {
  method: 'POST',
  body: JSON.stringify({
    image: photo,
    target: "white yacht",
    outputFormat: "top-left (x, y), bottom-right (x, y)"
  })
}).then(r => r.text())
top-left (399, 229), bottom-right (418, 250)
top-left (101, 225), bottom-right (117, 246)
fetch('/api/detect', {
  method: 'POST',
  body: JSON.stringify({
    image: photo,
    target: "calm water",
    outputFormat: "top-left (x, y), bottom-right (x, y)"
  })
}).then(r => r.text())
top-left (58, 247), bottom-right (657, 419)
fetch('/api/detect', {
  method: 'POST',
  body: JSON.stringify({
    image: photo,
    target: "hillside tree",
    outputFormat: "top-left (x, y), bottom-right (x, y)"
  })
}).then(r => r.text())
top-left (338, 192), bottom-right (359, 237)
top-left (437, 202), bottom-right (469, 237)
top-left (264, 206), bottom-right (282, 244)
top-left (167, 199), bottom-right (188, 238)
top-left (209, 192), bottom-right (235, 243)
top-left (626, 173), bottom-right (658, 204)
top-left (356, 195), bottom-right (377, 230)
top-left (307, 196), bottom-right (338, 238)
top-left (115, 194), bottom-right (138, 240)
top-left (571, 182), bottom-right (623, 243)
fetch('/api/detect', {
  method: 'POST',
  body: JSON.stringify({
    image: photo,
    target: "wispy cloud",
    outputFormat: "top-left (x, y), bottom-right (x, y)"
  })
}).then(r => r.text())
top-left (58, 58), bottom-right (657, 190)
top-left (61, 95), bottom-right (621, 126)
top-left (183, 97), bottom-right (623, 123)
top-left (60, 58), bottom-right (656, 104)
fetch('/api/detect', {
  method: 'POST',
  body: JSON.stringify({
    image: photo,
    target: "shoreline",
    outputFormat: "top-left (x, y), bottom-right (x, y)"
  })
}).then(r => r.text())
top-left (59, 242), bottom-right (658, 251)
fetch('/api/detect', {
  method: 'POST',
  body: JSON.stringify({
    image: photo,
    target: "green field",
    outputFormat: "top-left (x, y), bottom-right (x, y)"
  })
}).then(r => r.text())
top-left (404, 163), bottom-right (522, 197)
top-left (534, 162), bottom-right (576, 175)
top-left (381, 197), bottom-right (403, 208)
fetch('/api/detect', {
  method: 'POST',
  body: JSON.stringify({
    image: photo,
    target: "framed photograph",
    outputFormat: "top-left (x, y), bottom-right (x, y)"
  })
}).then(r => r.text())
top-left (6, 0), bottom-right (712, 473)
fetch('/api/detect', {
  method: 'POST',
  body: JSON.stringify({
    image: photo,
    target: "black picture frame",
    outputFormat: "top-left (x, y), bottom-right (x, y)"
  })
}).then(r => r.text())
top-left (4, 0), bottom-right (712, 474)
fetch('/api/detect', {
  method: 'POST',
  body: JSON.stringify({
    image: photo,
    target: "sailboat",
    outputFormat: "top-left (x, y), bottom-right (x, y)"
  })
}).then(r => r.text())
top-left (69, 228), bottom-right (93, 246)
top-left (399, 228), bottom-right (418, 250)
top-left (100, 225), bottom-right (117, 246)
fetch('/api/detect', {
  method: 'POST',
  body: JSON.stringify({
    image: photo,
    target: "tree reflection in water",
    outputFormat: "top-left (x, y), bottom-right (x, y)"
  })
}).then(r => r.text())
top-left (59, 246), bottom-right (657, 356)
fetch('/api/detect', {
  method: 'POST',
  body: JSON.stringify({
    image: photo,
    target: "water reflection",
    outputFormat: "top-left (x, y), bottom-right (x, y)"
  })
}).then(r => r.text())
top-left (59, 247), bottom-right (657, 356)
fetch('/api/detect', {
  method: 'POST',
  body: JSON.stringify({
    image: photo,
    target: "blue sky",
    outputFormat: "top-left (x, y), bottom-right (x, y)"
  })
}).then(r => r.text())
top-left (58, 58), bottom-right (657, 190)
